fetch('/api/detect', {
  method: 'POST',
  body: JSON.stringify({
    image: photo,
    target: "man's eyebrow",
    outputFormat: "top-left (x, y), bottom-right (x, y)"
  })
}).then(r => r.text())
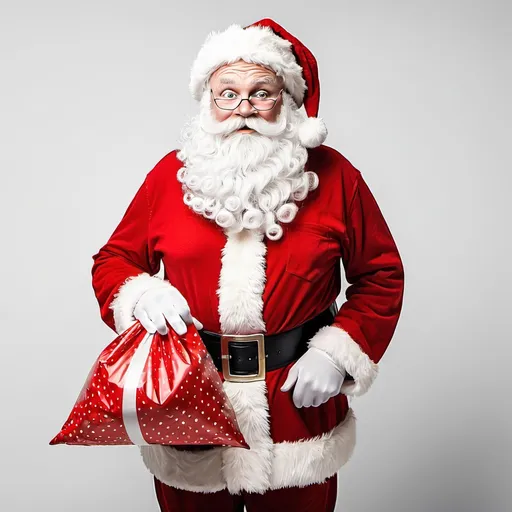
top-left (218, 77), bottom-right (277, 85)
top-left (251, 78), bottom-right (276, 85)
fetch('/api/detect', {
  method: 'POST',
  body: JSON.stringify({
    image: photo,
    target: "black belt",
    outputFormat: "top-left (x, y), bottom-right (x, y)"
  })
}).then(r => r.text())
top-left (198, 304), bottom-right (337, 382)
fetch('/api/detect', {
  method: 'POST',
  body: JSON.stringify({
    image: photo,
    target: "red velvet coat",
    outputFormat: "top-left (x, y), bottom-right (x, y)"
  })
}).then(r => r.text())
top-left (91, 145), bottom-right (404, 494)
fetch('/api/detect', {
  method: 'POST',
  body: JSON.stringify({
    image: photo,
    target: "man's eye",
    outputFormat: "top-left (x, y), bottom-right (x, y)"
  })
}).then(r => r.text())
top-left (221, 91), bottom-right (237, 99)
top-left (253, 91), bottom-right (269, 98)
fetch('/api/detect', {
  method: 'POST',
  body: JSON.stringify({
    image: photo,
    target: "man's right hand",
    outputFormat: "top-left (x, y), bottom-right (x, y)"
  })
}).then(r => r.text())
top-left (133, 286), bottom-right (203, 336)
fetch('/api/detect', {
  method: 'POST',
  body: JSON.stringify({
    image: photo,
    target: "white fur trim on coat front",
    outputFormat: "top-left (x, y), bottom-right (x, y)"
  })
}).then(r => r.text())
top-left (190, 24), bottom-right (306, 108)
top-left (221, 380), bottom-right (273, 494)
top-left (109, 272), bottom-right (174, 334)
top-left (308, 325), bottom-right (379, 397)
top-left (216, 229), bottom-right (273, 494)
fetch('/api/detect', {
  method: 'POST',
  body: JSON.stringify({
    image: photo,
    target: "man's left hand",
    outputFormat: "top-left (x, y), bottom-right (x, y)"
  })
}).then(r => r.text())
top-left (280, 347), bottom-right (346, 408)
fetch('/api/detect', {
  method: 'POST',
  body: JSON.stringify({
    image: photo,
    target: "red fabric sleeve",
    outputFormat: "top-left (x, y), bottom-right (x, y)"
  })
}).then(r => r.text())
top-left (334, 171), bottom-right (405, 364)
top-left (91, 176), bottom-right (161, 332)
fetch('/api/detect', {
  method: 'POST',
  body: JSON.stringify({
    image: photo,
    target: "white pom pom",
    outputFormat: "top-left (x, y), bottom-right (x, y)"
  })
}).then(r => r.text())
top-left (298, 117), bottom-right (328, 148)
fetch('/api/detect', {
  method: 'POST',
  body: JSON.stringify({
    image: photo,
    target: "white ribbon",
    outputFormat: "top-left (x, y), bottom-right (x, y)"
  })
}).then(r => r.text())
top-left (122, 330), bottom-right (153, 445)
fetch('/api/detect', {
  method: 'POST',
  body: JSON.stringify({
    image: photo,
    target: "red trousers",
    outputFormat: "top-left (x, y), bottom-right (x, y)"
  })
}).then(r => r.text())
top-left (154, 475), bottom-right (338, 512)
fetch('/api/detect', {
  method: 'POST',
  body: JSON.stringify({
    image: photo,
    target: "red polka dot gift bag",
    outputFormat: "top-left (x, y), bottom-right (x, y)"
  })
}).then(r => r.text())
top-left (49, 320), bottom-right (249, 449)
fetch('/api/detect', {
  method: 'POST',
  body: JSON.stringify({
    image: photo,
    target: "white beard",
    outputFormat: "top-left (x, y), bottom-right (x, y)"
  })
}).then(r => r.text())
top-left (176, 91), bottom-right (319, 241)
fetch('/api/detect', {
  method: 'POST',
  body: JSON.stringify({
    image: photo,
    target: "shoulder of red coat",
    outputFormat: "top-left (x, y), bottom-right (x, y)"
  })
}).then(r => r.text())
top-left (145, 149), bottom-right (182, 184)
top-left (308, 144), bottom-right (362, 181)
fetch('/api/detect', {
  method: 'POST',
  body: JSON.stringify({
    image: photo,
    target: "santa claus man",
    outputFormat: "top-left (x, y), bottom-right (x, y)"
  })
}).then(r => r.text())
top-left (91, 18), bottom-right (404, 512)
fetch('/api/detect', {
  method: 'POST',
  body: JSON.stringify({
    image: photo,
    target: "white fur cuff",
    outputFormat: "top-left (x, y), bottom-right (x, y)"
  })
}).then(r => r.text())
top-left (109, 272), bottom-right (174, 334)
top-left (308, 325), bottom-right (379, 397)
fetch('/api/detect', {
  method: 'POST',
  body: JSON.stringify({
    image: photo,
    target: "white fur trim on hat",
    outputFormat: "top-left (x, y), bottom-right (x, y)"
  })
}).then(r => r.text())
top-left (190, 24), bottom-right (306, 107)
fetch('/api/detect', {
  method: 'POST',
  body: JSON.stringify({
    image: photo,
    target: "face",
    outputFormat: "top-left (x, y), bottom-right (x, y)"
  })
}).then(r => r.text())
top-left (209, 60), bottom-right (284, 134)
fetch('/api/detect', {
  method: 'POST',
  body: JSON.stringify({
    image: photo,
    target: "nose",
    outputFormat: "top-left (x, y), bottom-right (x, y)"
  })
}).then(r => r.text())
top-left (235, 98), bottom-right (257, 118)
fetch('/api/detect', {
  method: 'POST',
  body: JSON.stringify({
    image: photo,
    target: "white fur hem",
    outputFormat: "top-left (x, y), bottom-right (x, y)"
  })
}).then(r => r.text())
top-left (140, 443), bottom-right (228, 494)
top-left (221, 381), bottom-right (273, 494)
top-left (308, 325), bottom-right (379, 397)
top-left (269, 407), bottom-right (356, 489)
top-left (109, 272), bottom-right (174, 334)
top-left (139, 407), bottom-right (356, 493)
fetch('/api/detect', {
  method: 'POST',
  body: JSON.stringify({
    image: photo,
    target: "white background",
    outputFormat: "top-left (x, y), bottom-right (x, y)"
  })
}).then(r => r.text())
top-left (1, 1), bottom-right (510, 511)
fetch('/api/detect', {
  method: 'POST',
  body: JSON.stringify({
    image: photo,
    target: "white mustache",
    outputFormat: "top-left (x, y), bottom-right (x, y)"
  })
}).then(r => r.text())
top-left (199, 100), bottom-right (289, 138)
top-left (244, 113), bottom-right (288, 136)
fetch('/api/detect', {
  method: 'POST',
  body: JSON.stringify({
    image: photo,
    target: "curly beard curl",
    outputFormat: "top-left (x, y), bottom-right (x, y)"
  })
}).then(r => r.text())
top-left (176, 91), bottom-right (319, 241)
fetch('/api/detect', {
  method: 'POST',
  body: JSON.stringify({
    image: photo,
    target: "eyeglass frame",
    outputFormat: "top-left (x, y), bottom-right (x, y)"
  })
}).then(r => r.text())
top-left (210, 88), bottom-right (284, 111)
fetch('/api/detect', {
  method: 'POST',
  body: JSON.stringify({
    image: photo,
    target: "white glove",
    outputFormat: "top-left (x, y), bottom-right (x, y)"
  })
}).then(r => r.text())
top-left (280, 347), bottom-right (346, 408)
top-left (133, 286), bottom-right (203, 336)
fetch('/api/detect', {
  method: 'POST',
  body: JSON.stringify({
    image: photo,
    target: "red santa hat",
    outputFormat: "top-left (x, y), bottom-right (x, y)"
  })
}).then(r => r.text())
top-left (189, 18), bottom-right (328, 149)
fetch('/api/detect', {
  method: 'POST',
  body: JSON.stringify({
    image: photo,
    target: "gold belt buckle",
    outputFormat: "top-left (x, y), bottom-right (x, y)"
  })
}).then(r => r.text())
top-left (220, 333), bottom-right (266, 383)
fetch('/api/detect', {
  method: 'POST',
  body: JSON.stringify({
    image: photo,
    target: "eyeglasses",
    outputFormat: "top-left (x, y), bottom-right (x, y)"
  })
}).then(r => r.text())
top-left (210, 89), bottom-right (283, 111)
